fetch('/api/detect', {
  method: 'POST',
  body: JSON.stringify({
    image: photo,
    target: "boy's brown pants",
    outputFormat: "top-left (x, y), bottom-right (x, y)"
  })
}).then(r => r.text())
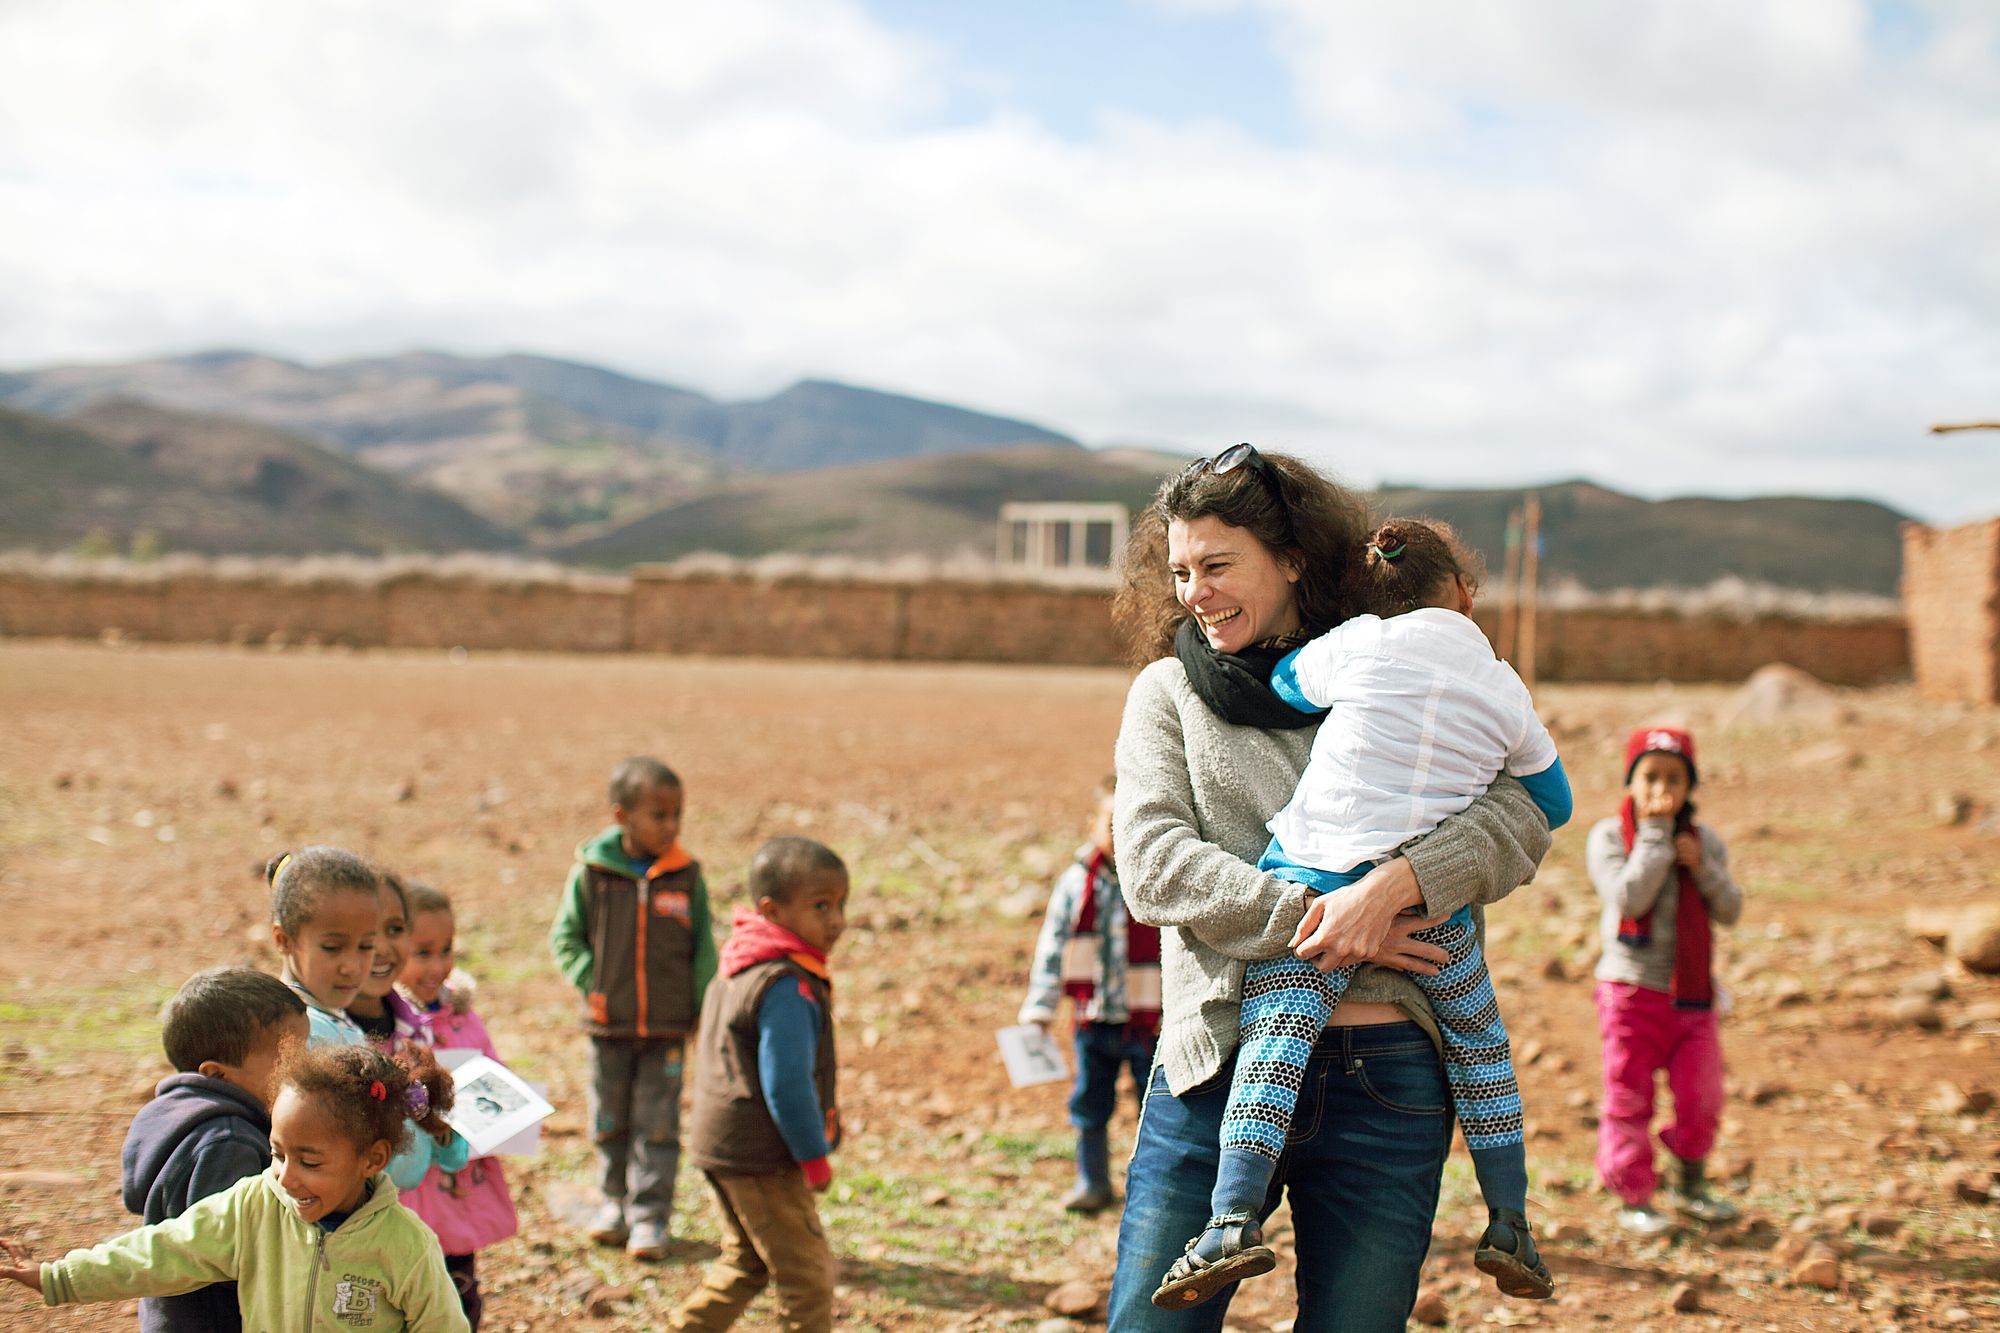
top-left (668, 1168), bottom-right (833, 1332)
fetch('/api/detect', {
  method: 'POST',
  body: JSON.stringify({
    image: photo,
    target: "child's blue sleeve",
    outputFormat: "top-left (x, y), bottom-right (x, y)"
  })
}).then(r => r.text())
top-left (1517, 757), bottom-right (1573, 831)
top-left (387, 1125), bottom-right (470, 1189)
top-left (1268, 647), bottom-right (1321, 715)
top-left (755, 979), bottom-right (831, 1164)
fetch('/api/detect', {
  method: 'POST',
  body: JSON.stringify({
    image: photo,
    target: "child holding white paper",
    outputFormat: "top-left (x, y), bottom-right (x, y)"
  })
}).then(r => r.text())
top-left (1018, 777), bottom-right (1160, 1214)
top-left (398, 883), bottom-right (518, 1331)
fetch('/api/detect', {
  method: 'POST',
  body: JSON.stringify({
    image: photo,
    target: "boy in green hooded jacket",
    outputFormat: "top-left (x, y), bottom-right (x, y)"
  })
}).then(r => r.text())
top-left (549, 756), bottom-right (717, 1260)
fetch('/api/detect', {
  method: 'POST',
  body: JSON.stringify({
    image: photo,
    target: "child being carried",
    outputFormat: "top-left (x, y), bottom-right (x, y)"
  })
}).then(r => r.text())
top-left (1154, 519), bottom-right (1572, 1310)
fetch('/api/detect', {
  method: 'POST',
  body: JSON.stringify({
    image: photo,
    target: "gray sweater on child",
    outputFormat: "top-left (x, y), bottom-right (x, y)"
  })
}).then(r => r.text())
top-left (1113, 657), bottom-right (1554, 1095)
top-left (1586, 816), bottom-right (1743, 993)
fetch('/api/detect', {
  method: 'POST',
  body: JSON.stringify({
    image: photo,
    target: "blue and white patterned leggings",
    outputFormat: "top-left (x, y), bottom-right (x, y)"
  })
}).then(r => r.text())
top-left (1224, 902), bottom-right (1525, 1162)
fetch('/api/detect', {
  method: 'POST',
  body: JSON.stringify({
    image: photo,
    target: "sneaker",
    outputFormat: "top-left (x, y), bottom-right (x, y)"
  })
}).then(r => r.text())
top-left (1061, 1181), bottom-right (1114, 1214)
top-left (1473, 1208), bottom-right (1555, 1300)
top-left (586, 1200), bottom-right (629, 1247)
top-left (1617, 1203), bottom-right (1677, 1236)
top-left (626, 1216), bottom-right (669, 1261)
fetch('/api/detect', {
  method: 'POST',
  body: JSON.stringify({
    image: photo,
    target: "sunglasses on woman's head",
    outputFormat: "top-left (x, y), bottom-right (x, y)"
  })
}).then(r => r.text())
top-left (1182, 442), bottom-right (1260, 479)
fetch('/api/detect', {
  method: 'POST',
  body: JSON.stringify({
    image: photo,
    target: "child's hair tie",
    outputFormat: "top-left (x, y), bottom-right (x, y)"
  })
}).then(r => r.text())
top-left (368, 1079), bottom-right (388, 1102)
top-left (1370, 542), bottom-right (1406, 562)
top-left (404, 1081), bottom-right (430, 1120)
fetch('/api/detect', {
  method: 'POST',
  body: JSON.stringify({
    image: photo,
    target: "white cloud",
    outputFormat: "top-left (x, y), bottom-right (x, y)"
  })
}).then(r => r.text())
top-left (0, 0), bottom-right (1995, 519)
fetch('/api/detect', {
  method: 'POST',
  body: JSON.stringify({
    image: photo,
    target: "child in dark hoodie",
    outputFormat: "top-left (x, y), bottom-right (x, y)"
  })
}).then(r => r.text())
top-left (121, 967), bottom-right (309, 1333)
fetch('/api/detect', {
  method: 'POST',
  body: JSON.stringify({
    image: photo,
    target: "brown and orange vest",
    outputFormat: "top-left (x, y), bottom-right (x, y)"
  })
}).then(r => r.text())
top-left (687, 956), bottom-right (840, 1176)
top-left (575, 844), bottom-right (708, 1039)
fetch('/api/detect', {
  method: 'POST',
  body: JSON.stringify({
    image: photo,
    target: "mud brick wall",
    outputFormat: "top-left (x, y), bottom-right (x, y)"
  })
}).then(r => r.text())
top-left (1470, 607), bottom-right (1910, 687)
top-left (631, 572), bottom-right (907, 659)
top-left (384, 577), bottom-right (630, 653)
top-left (630, 571), bottom-right (1123, 665)
top-left (0, 565), bottom-right (1913, 685)
top-left (0, 575), bottom-right (169, 640)
top-left (163, 577), bottom-right (387, 646)
top-left (1901, 520), bottom-right (2000, 705)
top-left (899, 581), bottom-right (1125, 665)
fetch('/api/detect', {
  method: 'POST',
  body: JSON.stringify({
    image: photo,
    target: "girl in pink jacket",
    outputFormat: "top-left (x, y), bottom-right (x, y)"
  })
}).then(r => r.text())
top-left (397, 884), bottom-right (520, 1331)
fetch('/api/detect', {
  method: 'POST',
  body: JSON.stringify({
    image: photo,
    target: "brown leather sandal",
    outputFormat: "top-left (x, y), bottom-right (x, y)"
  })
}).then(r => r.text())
top-left (1150, 1210), bottom-right (1277, 1310)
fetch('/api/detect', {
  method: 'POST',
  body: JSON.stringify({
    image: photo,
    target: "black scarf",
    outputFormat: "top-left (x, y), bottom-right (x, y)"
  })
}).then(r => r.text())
top-left (1174, 618), bottom-right (1326, 730)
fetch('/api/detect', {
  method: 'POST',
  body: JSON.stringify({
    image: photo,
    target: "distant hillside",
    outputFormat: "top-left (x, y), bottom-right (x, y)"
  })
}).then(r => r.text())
top-left (0, 401), bottom-right (517, 557)
top-left (0, 350), bottom-right (1075, 535)
top-left (562, 457), bottom-right (1907, 596)
top-left (0, 348), bottom-right (1912, 593)
top-left (556, 444), bottom-right (1167, 565)
top-left (1379, 480), bottom-right (1909, 597)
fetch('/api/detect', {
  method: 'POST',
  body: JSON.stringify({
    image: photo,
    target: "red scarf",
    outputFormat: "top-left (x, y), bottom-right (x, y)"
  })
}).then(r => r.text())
top-left (1065, 849), bottom-right (1160, 1035)
top-left (720, 905), bottom-right (831, 983)
top-left (1617, 797), bottom-right (1711, 1010)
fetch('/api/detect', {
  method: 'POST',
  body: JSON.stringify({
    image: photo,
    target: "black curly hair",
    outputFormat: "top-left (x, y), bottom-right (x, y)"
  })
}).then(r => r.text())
top-left (272, 1042), bottom-right (455, 1156)
top-left (1112, 448), bottom-right (1374, 664)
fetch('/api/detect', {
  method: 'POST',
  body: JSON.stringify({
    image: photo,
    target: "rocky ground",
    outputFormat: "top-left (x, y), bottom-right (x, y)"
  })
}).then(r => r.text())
top-left (0, 643), bottom-right (1995, 1331)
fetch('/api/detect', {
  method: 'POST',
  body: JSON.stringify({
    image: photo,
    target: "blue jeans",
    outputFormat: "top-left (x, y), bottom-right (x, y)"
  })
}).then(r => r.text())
top-left (1071, 1023), bottom-right (1159, 1130)
top-left (1107, 1022), bottom-right (1452, 1333)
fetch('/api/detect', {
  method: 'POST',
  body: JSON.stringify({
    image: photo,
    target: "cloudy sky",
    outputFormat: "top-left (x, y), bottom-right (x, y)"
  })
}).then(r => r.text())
top-left (2, 0), bottom-right (1996, 519)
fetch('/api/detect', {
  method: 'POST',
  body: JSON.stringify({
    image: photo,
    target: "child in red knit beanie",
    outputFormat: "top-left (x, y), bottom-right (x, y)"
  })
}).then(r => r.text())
top-left (1585, 726), bottom-right (1746, 1234)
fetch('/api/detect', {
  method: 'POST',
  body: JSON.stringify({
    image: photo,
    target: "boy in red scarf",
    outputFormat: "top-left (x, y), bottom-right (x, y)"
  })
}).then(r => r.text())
top-left (1586, 727), bottom-right (1745, 1234)
top-left (1018, 777), bottom-right (1160, 1213)
top-left (673, 838), bottom-right (848, 1333)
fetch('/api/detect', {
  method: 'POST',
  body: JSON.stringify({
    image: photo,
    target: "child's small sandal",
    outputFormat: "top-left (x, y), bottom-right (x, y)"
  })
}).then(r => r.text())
top-left (1150, 1210), bottom-right (1277, 1310)
top-left (1474, 1207), bottom-right (1555, 1300)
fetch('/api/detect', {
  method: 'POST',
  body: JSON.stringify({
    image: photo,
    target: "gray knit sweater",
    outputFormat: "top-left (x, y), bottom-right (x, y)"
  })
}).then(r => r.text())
top-left (1586, 816), bottom-right (1743, 993)
top-left (1113, 657), bottom-right (1554, 1094)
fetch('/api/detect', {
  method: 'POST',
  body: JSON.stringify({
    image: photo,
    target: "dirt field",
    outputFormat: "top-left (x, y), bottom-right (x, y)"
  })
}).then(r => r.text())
top-left (1, 641), bottom-right (1995, 1332)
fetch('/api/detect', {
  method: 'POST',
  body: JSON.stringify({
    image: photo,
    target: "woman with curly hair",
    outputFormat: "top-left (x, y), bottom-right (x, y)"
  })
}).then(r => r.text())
top-left (1105, 445), bottom-right (1554, 1332)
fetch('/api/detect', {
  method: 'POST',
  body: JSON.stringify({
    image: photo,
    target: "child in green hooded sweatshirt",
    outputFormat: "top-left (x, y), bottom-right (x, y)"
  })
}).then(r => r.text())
top-left (3, 1043), bottom-right (469, 1333)
top-left (549, 756), bottom-right (718, 1260)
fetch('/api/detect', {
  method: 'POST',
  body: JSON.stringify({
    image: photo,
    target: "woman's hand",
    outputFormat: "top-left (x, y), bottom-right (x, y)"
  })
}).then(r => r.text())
top-left (1289, 858), bottom-right (1428, 971)
top-left (1366, 915), bottom-right (1451, 976)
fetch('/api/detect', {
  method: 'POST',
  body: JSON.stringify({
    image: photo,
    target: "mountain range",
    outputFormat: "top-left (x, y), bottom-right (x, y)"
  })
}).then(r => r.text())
top-left (0, 399), bottom-right (515, 557)
top-left (0, 348), bottom-right (1911, 595)
top-left (0, 350), bottom-right (1073, 536)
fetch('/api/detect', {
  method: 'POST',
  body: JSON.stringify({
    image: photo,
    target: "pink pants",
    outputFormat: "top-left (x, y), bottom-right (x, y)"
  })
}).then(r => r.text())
top-left (1595, 980), bottom-right (1725, 1205)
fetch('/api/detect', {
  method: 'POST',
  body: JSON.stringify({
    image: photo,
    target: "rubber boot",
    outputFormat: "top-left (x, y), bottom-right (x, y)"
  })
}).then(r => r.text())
top-left (1671, 1158), bottom-right (1738, 1225)
top-left (1062, 1127), bottom-right (1113, 1213)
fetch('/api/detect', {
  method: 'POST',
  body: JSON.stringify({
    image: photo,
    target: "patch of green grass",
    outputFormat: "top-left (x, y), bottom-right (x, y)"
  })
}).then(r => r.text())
top-left (1749, 877), bottom-right (1830, 902)
top-left (1438, 1155), bottom-right (1480, 1211)
top-left (980, 1130), bottom-right (1071, 1165)
top-left (0, 985), bottom-right (176, 1087)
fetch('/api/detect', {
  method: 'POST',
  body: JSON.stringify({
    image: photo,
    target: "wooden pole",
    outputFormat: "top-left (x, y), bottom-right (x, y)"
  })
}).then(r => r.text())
top-left (1519, 493), bottom-right (1541, 689)
top-left (1497, 507), bottom-right (1523, 662)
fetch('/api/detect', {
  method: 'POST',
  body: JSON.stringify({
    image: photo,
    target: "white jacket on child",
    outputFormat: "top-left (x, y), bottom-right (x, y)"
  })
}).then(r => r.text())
top-left (1268, 608), bottom-right (1558, 874)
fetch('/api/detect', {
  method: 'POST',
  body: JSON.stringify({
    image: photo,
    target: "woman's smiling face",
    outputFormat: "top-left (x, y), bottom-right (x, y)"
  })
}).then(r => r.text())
top-left (1168, 514), bottom-right (1303, 654)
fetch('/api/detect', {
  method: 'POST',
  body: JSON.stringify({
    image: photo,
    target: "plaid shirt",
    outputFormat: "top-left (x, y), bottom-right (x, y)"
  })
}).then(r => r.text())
top-left (1019, 846), bottom-right (1159, 1028)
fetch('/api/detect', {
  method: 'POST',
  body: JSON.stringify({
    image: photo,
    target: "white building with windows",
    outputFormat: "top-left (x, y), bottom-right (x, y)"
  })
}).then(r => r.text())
top-left (996, 502), bottom-right (1130, 574)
